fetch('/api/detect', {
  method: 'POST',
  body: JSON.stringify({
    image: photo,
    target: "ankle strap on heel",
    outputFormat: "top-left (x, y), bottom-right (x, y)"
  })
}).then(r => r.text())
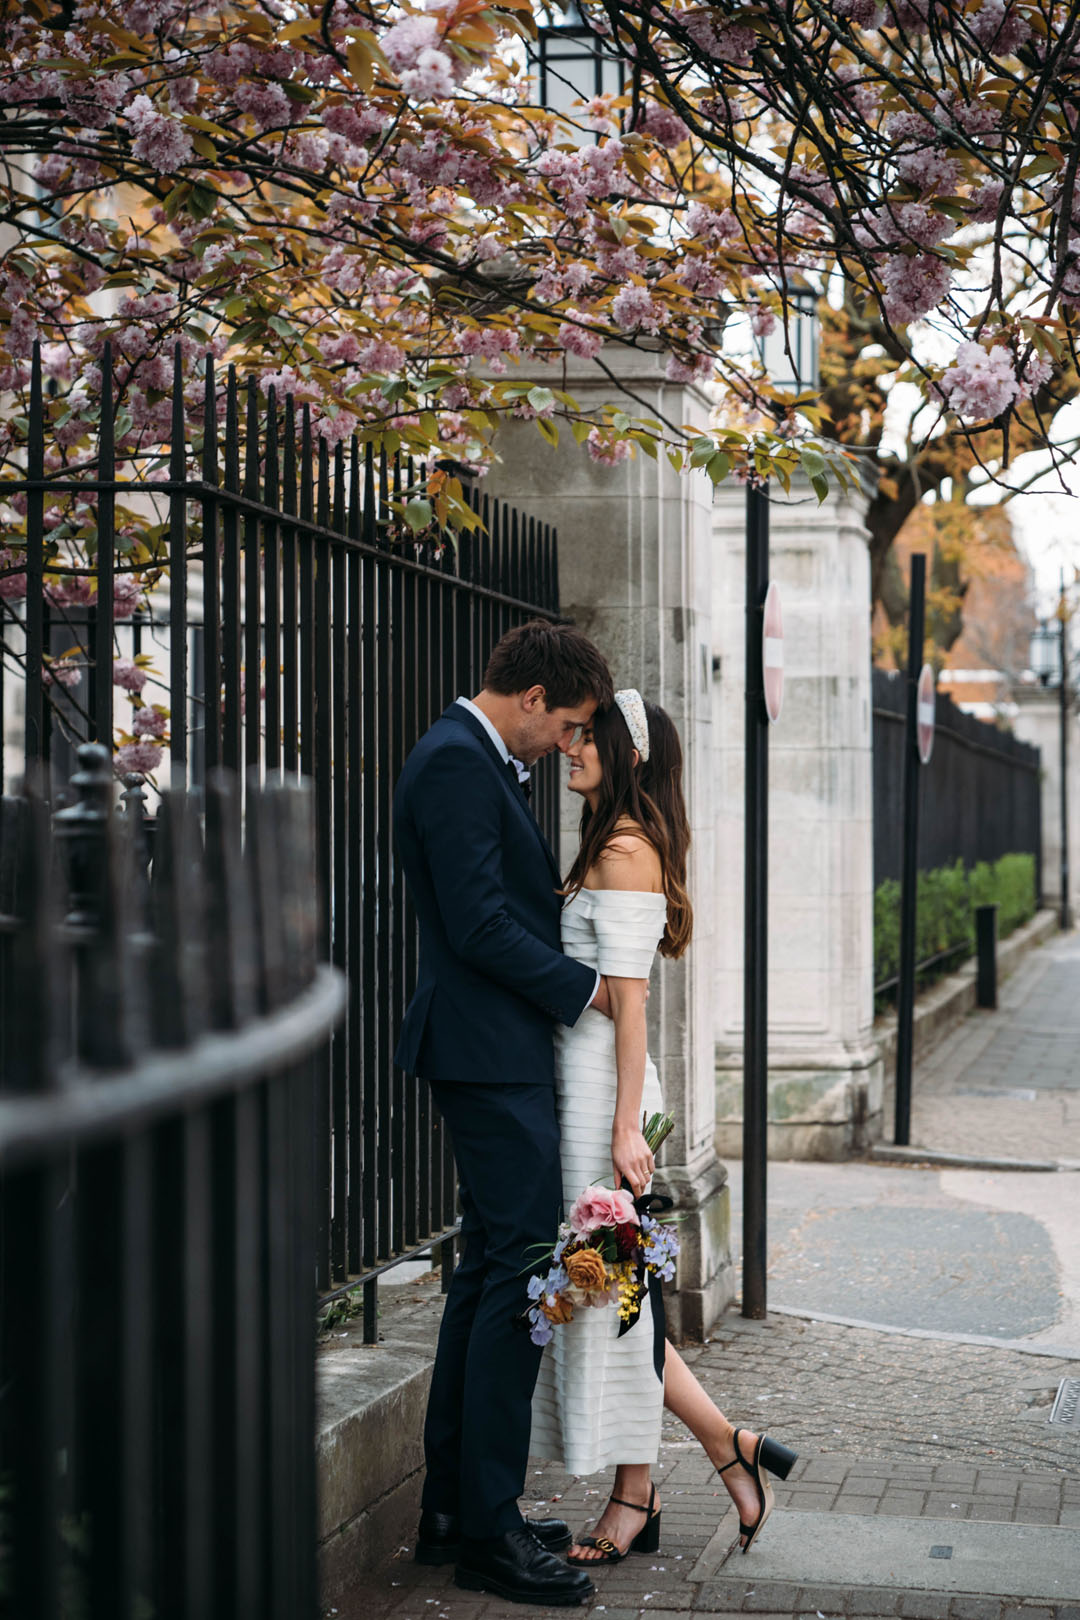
top-left (608, 1485), bottom-right (656, 1516)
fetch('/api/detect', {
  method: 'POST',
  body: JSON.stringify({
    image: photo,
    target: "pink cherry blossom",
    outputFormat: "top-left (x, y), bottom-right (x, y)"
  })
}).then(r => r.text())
top-left (203, 43), bottom-right (257, 89)
top-left (0, 548), bottom-right (27, 602)
top-left (882, 253), bottom-right (953, 324)
top-left (666, 351), bottom-right (714, 383)
top-left (586, 430), bottom-right (631, 466)
top-left (557, 320), bottom-right (604, 361)
top-left (887, 0), bottom-right (931, 32)
top-left (896, 149), bottom-right (962, 195)
top-left (686, 202), bottom-right (739, 244)
top-left (834, 0), bottom-right (883, 23)
top-left (321, 103), bottom-right (385, 145)
top-left (969, 0), bottom-right (1031, 54)
top-left (611, 284), bottom-right (660, 333)
top-left (8, 307), bottom-right (39, 357)
top-left (125, 94), bottom-right (193, 174)
top-left (381, 14), bottom-right (443, 71)
top-left (638, 102), bottom-right (689, 148)
top-left (234, 80), bottom-right (294, 133)
top-left (1017, 349), bottom-right (1053, 398)
top-left (969, 181), bottom-right (1005, 223)
top-left (113, 657), bottom-right (149, 693)
top-left (400, 49), bottom-right (458, 101)
top-left (115, 741), bottom-right (164, 775)
top-left (60, 73), bottom-right (128, 128)
top-left (113, 578), bottom-right (144, 619)
top-left (938, 341), bottom-right (1019, 419)
top-left (42, 658), bottom-right (83, 690)
top-left (133, 705), bottom-right (168, 738)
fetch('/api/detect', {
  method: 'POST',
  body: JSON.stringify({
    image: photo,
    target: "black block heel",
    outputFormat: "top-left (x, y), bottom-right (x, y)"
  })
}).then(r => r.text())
top-left (717, 1428), bottom-right (798, 1554)
top-left (758, 1436), bottom-right (798, 1481)
top-left (630, 1510), bottom-right (662, 1555)
top-left (567, 1485), bottom-right (661, 1565)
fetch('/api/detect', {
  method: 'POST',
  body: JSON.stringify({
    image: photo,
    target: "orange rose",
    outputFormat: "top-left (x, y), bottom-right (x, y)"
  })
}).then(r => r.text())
top-left (541, 1293), bottom-right (574, 1324)
top-left (564, 1247), bottom-right (610, 1293)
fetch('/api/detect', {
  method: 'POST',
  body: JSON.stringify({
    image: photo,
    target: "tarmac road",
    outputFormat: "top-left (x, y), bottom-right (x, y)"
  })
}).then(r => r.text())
top-left (725, 1159), bottom-right (1080, 1351)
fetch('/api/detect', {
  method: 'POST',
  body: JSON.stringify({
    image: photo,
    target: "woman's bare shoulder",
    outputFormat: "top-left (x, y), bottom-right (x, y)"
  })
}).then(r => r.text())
top-left (587, 823), bottom-right (663, 892)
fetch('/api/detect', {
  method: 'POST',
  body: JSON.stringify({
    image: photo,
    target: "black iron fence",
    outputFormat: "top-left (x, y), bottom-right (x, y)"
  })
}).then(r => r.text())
top-left (873, 667), bottom-right (1042, 893)
top-left (0, 748), bottom-right (346, 1620)
top-left (1, 341), bottom-right (563, 1339)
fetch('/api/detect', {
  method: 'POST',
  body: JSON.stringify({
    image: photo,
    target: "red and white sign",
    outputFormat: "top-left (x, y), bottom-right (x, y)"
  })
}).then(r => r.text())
top-left (762, 581), bottom-right (784, 724)
top-left (917, 662), bottom-right (936, 764)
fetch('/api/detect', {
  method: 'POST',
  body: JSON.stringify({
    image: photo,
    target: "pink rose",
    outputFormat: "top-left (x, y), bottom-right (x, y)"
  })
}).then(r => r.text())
top-left (567, 1185), bottom-right (640, 1238)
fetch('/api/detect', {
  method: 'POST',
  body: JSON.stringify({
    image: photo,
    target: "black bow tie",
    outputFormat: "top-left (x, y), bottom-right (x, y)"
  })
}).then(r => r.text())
top-left (506, 757), bottom-right (532, 802)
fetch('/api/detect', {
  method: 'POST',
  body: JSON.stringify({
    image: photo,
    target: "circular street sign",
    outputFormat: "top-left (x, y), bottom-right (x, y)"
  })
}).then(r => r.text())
top-left (762, 581), bottom-right (784, 724)
top-left (917, 662), bottom-right (936, 764)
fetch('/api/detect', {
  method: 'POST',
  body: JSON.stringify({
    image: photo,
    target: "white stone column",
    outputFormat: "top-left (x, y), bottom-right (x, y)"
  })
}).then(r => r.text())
top-left (482, 351), bottom-right (733, 1339)
top-left (712, 478), bottom-right (882, 1160)
top-left (1011, 684), bottom-right (1080, 920)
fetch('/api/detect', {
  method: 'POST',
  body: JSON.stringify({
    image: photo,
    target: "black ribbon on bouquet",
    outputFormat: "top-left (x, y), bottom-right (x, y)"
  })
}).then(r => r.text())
top-left (616, 1190), bottom-right (674, 1351)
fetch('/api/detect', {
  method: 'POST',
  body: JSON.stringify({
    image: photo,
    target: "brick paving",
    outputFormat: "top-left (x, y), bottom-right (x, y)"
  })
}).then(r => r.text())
top-left (893, 932), bottom-right (1080, 1166)
top-left (340, 936), bottom-right (1080, 1620)
top-left (341, 1313), bottom-right (1080, 1620)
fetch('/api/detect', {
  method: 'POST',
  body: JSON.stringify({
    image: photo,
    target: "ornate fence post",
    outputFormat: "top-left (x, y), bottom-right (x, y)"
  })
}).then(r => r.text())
top-left (54, 740), bottom-right (130, 1069)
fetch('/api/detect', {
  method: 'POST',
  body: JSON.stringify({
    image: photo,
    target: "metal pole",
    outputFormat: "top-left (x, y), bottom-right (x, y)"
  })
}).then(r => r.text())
top-left (742, 481), bottom-right (769, 1320)
top-left (1060, 572), bottom-right (1070, 932)
top-left (894, 552), bottom-right (927, 1147)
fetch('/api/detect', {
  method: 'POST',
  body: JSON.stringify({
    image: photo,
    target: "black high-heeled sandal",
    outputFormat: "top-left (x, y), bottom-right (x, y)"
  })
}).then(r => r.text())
top-left (566, 1484), bottom-right (662, 1565)
top-left (717, 1428), bottom-right (797, 1554)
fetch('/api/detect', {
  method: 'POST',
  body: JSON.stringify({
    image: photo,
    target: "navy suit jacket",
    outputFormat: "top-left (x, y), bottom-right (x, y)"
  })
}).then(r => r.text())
top-left (393, 703), bottom-right (597, 1085)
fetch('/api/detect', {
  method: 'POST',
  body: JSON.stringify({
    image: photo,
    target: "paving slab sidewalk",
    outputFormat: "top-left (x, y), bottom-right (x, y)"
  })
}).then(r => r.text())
top-left (891, 931), bottom-right (1080, 1168)
top-left (340, 1312), bottom-right (1080, 1620)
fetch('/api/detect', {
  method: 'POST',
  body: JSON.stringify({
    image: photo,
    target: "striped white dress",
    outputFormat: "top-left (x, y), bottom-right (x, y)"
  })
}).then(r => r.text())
top-left (529, 887), bottom-right (668, 1476)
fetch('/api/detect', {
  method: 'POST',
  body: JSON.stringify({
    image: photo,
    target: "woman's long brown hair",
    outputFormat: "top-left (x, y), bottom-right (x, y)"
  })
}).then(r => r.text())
top-left (562, 700), bottom-right (693, 959)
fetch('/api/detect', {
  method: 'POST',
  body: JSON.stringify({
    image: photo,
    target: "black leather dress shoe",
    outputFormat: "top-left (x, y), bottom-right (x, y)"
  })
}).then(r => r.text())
top-left (415, 1510), bottom-right (571, 1565)
top-left (455, 1527), bottom-right (594, 1606)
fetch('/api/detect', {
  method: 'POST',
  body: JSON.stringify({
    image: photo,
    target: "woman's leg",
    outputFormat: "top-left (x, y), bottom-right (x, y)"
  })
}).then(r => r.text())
top-left (568, 1462), bottom-right (657, 1560)
top-left (662, 1341), bottom-right (764, 1545)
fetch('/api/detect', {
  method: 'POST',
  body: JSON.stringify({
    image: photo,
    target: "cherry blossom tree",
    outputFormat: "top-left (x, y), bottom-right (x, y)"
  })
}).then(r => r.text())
top-left (1, 0), bottom-right (1078, 636)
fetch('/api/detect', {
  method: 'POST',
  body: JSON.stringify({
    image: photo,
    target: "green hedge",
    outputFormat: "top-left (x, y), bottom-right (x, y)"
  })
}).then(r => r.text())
top-left (874, 852), bottom-right (1036, 994)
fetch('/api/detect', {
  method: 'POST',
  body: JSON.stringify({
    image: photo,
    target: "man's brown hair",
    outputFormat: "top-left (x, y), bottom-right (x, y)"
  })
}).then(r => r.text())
top-left (483, 620), bottom-right (614, 711)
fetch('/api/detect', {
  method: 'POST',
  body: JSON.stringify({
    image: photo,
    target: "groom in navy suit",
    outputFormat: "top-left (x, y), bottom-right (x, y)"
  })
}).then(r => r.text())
top-left (393, 620), bottom-right (614, 1606)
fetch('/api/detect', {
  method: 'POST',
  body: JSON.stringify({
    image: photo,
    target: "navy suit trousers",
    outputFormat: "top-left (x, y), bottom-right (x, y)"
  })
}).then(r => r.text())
top-left (421, 1079), bottom-right (562, 1539)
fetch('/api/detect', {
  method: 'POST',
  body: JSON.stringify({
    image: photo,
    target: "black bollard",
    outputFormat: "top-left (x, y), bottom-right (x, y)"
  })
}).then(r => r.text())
top-left (975, 903), bottom-right (998, 1009)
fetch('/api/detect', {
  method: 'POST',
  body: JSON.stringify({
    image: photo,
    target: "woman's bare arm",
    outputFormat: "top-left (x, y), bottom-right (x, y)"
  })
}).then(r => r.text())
top-left (591, 833), bottom-right (663, 1197)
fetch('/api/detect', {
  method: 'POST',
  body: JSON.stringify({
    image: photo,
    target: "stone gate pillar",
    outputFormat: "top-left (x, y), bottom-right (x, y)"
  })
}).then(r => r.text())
top-left (482, 352), bottom-right (734, 1339)
top-left (1012, 683), bottom-right (1080, 919)
top-left (712, 478), bottom-right (882, 1159)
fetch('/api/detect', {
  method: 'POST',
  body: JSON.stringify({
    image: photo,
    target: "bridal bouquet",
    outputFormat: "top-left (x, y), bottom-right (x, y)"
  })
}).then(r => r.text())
top-left (524, 1112), bottom-right (680, 1348)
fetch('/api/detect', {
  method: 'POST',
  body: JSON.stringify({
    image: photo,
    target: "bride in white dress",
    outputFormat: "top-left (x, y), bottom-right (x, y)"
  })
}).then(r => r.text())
top-left (530, 690), bottom-right (797, 1564)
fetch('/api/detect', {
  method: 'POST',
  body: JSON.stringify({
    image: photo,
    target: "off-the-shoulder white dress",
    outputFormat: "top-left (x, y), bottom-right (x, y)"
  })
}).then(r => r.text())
top-left (529, 886), bottom-right (669, 1476)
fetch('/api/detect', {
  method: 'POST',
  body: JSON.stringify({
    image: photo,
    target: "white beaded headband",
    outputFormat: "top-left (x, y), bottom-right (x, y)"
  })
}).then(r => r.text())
top-left (613, 688), bottom-right (650, 762)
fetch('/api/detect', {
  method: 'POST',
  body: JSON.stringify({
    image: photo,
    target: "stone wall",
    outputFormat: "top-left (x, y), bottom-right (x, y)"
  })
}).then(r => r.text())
top-left (711, 479), bottom-right (882, 1160)
top-left (481, 350), bottom-right (734, 1338)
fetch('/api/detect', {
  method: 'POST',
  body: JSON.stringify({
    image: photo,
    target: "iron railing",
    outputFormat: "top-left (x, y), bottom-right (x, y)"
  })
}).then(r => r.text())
top-left (0, 748), bottom-right (346, 1620)
top-left (873, 667), bottom-right (1042, 893)
top-left (0, 341), bottom-right (564, 1339)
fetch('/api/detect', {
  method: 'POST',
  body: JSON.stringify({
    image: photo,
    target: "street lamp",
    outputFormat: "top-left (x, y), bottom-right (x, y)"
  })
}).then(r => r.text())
top-left (755, 283), bottom-right (820, 397)
top-left (742, 286), bottom-right (819, 1320)
top-left (1028, 619), bottom-right (1060, 686)
top-left (1028, 602), bottom-right (1071, 929)
top-left (536, 3), bottom-right (625, 132)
